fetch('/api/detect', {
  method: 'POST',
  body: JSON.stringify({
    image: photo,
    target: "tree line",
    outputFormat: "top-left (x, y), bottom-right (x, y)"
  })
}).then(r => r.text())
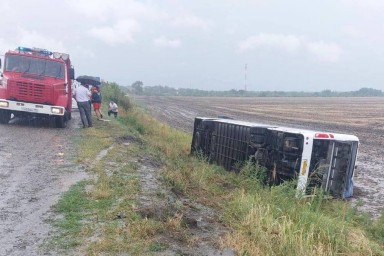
top-left (128, 81), bottom-right (383, 97)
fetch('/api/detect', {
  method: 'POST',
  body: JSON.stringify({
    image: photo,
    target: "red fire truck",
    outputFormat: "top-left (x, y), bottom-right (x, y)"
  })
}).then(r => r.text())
top-left (0, 47), bottom-right (75, 127)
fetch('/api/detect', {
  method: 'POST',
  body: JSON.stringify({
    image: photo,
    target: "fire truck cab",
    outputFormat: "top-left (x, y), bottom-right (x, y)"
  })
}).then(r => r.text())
top-left (0, 47), bottom-right (75, 127)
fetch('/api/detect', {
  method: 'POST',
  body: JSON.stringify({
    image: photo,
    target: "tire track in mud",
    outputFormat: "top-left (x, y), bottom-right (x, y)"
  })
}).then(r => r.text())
top-left (134, 96), bottom-right (384, 218)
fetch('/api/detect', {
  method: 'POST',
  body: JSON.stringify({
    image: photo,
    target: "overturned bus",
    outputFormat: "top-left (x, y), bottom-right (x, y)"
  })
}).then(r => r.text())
top-left (191, 117), bottom-right (359, 199)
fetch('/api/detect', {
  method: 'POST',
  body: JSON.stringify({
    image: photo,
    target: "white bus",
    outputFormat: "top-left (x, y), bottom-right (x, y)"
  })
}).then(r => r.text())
top-left (191, 117), bottom-right (359, 198)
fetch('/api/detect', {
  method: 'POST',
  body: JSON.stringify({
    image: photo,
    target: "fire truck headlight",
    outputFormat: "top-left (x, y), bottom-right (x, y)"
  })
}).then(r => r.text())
top-left (51, 107), bottom-right (64, 114)
top-left (0, 101), bottom-right (9, 108)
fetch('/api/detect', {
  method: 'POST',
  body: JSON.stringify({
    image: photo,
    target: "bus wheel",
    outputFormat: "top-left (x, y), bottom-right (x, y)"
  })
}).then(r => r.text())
top-left (55, 115), bottom-right (67, 128)
top-left (0, 110), bottom-right (11, 124)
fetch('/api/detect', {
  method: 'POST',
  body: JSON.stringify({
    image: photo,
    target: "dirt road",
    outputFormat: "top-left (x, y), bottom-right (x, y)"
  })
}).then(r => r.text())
top-left (0, 113), bottom-right (87, 256)
top-left (134, 96), bottom-right (384, 217)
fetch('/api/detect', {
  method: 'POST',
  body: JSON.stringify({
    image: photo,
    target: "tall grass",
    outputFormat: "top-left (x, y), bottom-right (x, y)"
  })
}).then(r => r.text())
top-left (123, 108), bottom-right (384, 255)
top-left (50, 86), bottom-right (384, 255)
top-left (101, 81), bottom-right (131, 111)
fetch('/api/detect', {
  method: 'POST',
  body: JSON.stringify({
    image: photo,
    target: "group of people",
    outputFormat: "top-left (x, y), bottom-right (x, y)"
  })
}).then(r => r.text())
top-left (73, 82), bottom-right (119, 128)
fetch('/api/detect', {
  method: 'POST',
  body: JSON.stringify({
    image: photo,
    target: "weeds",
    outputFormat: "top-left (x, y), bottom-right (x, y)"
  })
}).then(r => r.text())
top-left (101, 81), bottom-right (131, 111)
top-left (122, 108), bottom-right (384, 255)
top-left (119, 115), bottom-right (146, 135)
top-left (48, 93), bottom-right (384, 255)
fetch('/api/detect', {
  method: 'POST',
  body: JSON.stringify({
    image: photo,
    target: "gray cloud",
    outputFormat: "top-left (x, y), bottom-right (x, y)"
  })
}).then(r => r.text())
top-left (0, 0), bottom-right (383, 91)
top-left (89, 19), bottom-right (141, 45)
top-left (238, 34), bottom-right (342, 63)
top-left (153, 36), bottom-right (181, 48)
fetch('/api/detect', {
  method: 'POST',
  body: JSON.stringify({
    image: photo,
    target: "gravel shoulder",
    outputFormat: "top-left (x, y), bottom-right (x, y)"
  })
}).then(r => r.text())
top-left (0, 112), bottom-right (87, 256)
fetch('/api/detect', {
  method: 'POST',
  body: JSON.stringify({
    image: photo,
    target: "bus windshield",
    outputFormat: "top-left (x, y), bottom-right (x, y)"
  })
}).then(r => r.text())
top-left (5, 54), bottom-right (65, 79)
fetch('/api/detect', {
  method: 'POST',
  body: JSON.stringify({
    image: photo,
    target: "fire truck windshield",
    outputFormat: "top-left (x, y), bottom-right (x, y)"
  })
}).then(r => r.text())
top-left (5, 54), bottom-right (65, 79)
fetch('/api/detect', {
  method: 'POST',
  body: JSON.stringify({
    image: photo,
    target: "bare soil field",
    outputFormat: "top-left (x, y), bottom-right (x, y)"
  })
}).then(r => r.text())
top-left (134, 96), bottom-right (384, 217)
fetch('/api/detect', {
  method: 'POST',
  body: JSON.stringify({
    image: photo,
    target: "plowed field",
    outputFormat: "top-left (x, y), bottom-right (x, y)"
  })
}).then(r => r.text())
top-left (134, 96), bottom-right (384, 217)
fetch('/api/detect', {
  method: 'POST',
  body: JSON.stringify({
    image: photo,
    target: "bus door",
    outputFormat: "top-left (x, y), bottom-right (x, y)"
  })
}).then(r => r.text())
top-left (321, 141), bottom-right (358, 198)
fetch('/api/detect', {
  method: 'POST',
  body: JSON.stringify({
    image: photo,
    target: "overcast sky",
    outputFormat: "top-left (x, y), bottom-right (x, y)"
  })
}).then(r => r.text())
top-left (1, 0), bottom-right (384, 91)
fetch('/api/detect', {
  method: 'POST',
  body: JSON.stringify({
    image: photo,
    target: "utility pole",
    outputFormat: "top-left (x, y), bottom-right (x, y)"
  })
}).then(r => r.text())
top-left (244, 63), bottom-right (247, 91)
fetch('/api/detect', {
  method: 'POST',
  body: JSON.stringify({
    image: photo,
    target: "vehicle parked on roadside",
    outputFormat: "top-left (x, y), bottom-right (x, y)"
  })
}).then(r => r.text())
top-left (0, 47), bottom-right (75, 127)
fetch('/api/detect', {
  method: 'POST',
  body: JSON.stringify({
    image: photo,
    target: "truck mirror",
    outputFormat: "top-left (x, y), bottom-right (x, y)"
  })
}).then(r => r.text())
top-left (69, 68), bottom-right (75, 80)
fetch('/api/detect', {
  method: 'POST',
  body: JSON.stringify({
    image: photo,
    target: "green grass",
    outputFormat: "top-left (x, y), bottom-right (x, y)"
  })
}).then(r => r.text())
top-left (119, 115), bottom-right (146, 135)
top-left (45, 86), bottom-right (384, 255)
top-left (123, 108), bottom-right (384, 255)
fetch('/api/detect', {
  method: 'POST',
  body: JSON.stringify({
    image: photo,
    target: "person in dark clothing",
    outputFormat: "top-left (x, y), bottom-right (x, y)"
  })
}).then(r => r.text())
top-left (91, 86), bottom-right (103, 119)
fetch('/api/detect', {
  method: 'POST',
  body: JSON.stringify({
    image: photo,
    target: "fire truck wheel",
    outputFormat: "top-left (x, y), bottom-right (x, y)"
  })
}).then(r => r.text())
top-left (0, 110), bottom-right (11, 124)
top-left (55, 115), bottom-right (67, 128)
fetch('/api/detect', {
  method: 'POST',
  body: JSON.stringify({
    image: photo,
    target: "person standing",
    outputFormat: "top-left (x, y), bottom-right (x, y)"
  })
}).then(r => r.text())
top-left (91, 86), bottom-right (103, 119)
top-left (108, 100), bottom-right (118, 118)
top-left (73, 83), bottom-right (93, 128)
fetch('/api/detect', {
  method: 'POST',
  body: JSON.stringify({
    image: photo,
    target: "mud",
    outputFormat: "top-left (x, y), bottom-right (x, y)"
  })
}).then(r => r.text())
top-left (0, 112), bottom-right (88, 256)
top-left (134, 96), bottom-right (384, 218)
top-left (1, 103), bottom-right (232, 256)
top-left (136, 154), bottom-right (233, 255)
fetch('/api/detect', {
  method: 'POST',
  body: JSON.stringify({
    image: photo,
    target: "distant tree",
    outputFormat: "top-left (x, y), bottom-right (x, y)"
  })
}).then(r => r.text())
top-left (131, 81), bottom-right (144, 95)
top-left (133, 84), bottom-right (384, 97)
top-left (101, 81), bottom-right (131, 111)
top-left (320, 89), bottom-right (332, 97)
top-left (354, 87), bottom-right (383, 96)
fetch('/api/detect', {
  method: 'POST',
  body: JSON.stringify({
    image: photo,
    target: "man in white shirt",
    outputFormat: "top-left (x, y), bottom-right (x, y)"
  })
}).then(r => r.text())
top-left (73, 83), bottom-right (93, 128)
top-left (108, 100), bottom-right (118, 118)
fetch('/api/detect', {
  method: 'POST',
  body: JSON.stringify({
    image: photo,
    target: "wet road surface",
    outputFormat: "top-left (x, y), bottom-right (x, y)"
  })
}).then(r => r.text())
top-left (0, 112), bottom-right (87, 256)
